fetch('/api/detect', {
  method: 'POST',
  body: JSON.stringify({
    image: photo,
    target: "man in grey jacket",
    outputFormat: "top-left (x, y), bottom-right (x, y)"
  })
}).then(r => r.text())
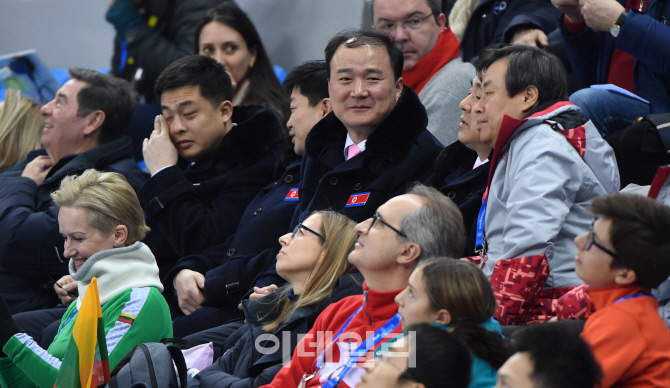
top-left (371, 0), bottom-right (474, 146)
top-left (473, 44), bottom-right (619, 325)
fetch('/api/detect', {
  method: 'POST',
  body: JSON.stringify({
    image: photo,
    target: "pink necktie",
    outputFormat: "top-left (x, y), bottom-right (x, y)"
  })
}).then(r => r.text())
top-left (347, 144), bottom-right (361, 160)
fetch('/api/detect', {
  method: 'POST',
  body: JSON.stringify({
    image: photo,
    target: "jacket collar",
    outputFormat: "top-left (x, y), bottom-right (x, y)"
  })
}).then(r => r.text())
top-left (186, 105), bottom-right (285, 173)
top-left (586, 284), bottom-right (653, 311)
top-left (30, 136), bottom-right (136, 184)
top-left (485, 101), bottom-right (583, 190)
top-left (432, 141), bottom-right (480, 181)
top-left (361, 281), bottom-right (402, 324)
top-left (304, 86), bottom-right (428, 164)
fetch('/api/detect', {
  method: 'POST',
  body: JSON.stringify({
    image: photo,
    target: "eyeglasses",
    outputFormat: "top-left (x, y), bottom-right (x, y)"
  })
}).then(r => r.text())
top-left (585, 219), bottom-right (618, 259)
top-left (373, 14), bottom-right (434, 35)
top-left (369, 212), bottom-right (407, 238)
top-left (377, 353), bottom-right (416, 381)
top-left (291, 223), bottom-right (326, 242)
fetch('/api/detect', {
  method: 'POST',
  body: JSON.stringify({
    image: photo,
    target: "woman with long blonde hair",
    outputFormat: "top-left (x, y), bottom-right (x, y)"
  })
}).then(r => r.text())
top-left (0, 89), bottom-right (43, 171)
top-left (189, 210), bottom-right (362, 387)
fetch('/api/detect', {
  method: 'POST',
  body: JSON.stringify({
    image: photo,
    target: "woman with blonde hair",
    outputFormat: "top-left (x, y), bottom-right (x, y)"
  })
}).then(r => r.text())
top-left (189, 210), bottom-right (363, 388)
top-left (0, 169), bottom-right (172, 388)
top-left (0, 89), bottom-right (44, 172)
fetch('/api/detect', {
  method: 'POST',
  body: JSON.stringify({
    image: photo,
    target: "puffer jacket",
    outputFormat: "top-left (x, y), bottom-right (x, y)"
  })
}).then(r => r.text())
top-left (482, 101), bottom-right (619, 325)
top-left (188, 274), bottom-right (363, 388)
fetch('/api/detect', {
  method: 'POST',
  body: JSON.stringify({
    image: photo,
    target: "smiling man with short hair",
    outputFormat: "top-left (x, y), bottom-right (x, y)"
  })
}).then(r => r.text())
top-left (372, 0), bottom-right (474, 146)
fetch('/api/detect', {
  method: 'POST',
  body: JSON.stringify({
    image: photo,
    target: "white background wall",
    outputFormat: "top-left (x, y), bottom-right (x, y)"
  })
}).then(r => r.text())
top-left (0, 0), bottom-right (367, 73)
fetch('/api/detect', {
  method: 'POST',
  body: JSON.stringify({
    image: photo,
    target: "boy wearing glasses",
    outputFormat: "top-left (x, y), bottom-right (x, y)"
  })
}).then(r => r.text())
top-left (575, 193), bottom-right (670, 388)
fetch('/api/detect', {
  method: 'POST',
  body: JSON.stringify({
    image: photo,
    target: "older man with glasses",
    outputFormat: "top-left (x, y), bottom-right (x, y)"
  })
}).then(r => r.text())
top-left (260, 184), bottom-right (466, 388)
top-left (371, 0), bottom-right (474, 146)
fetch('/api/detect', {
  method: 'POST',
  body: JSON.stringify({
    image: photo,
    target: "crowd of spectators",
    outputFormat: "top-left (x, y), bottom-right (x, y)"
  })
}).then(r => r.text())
top-left (0, 0), bottom-right (669, 387)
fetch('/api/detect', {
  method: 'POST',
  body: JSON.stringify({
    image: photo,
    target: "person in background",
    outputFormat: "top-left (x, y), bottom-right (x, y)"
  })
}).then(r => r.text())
top-left (107, 0), bottom-right (226, 104)
top-left (395, 258), bottom-right (509, 388)
top-left (0, 89), bottom-right (43, 172)
top-left (188, 211), bottom-right (362, 388)
top-left (358, 323), bottom-right (472, 388)
top-left (195, 2), bottom-right (290, 124)
top-left (0, 169), bottom-right (171, 388)
top-left (371, 0), bottom-right (475, 145)
top-left (495, 322), bottom-right (602, 388)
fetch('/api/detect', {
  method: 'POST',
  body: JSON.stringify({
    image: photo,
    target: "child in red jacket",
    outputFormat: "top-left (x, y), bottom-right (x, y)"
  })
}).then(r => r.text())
top-left (575, 193), bottom-right (670, 388)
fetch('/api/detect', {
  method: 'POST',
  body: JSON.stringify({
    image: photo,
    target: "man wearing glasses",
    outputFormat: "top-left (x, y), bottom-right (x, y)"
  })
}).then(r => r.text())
top-left (372, 0), bottom-right (474, 146)
top-left (261, 184), bottom-right (466, 388)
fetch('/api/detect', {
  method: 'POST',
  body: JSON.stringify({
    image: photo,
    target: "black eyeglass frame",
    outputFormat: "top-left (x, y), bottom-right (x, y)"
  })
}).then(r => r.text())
top-left (291, 223), bottom-right (326, 242)
top-left (585, 218), bottom-right (618, 259)
top-left (369, 212), bottom-right (407, 238)
top-left (373, 13), bottom-right (435, 34)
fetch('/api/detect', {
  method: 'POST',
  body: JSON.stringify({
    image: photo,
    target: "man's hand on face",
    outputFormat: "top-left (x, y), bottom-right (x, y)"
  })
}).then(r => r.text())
top-left (579, 0), bottom-right (625, 32)
top-left (143, 115), bottom-right (179, 176)
top-left (175, 269), bottom-right (207, 316)
top-left (21, 155), bottom-right (54, 186)
top-left (551, 0), bottom-right (585, 23)
top-left (511, 28), bottom-right (549, 47)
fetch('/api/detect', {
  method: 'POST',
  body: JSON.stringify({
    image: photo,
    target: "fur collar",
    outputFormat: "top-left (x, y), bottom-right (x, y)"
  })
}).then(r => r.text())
top-left (305, 86), bottom-right (428, 163)
top-left (211, 105), bottom-right (285, 166)
top-left (70, 242), bottom-right (163, 309)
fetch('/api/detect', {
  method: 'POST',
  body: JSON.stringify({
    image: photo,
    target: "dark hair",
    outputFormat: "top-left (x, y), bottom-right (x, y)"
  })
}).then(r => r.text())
top-left (402, 323), bottom-right (471, 388)
top-left (419, 258), bottom-right (511, 368)
top-left (476, 44), bottom-right (568, 105)
top-left (371, 0), bottom-right (442, 23)
top-left (590, 193), bottom-right (670, 289)
top-left (325, 29), bottom-right (404, 81)
top-left (283, 60), bottom-right (329, 107)
top-left (402, 184), bottom-right (466, 259)
top-left (155, 55), bottom-right (233, 108)
top-left (68, 68), bottom-right (138, 144)
top-left (194, 2), bottom-right (289, 123)
top-left (514, 322), bottom-right (602, 388)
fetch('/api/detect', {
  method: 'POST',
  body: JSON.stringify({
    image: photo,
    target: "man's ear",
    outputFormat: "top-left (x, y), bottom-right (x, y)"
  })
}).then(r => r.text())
top-left (520, 85), bottom-right (539, 114)
top-left (113, 225), bottom-right (129, 248)
top-left (614, 268), bottom-right (637, 286)
top-left (436, 13), bottom-right (447, 28)
top-left (218, 100), bottom-right (234, 124)
top-left (320, 98), bottom-right (332, 117)
top-left (82, 110), bottom-right (106, 137)
top-left (397, 242), bottom-right (421, 268)
top-left (395, 77), bottom-right (404, 101)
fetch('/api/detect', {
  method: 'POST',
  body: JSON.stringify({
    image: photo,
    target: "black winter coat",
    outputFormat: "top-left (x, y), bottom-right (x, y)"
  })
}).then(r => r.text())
top-left (111, 0), bottom-right (227, 103)
top-left (424, 141), bottom-right (490, 256)
top-left (460, 0), bottom-right (560, 63)
top-left (0, 137), bottom-right (147, 313)
top-left (188, 274), bottom-right (364, 388)
top-left (139, 106), bottom-right (285, 275)
top-left (164, 152), bottom-right (301, 311)
top-left (293, 86), bottom-right (444, 225)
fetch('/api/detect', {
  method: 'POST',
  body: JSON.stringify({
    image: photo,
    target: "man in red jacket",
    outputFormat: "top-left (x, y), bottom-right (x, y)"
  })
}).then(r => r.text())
top-left (260, 184), bottom-right (465, 388)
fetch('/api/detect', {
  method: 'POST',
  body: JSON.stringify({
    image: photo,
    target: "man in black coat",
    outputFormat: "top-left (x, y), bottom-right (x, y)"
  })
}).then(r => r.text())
top-left (291, 29), bottom-right (443, 227)
top-left (138, 55), bottom-right (285, 279)
top-left (164, 60), bottom-right (332, 336)
top-left (0, 68), bottom-right (146, 313)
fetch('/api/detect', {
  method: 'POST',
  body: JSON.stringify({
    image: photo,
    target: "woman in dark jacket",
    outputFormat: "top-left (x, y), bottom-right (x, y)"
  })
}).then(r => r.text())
top-left (188, 210), bottom-right (362, 388)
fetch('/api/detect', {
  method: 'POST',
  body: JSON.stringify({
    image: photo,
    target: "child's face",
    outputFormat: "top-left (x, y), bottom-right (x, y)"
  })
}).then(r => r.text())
top-left (574, 217), bottom-right (621, 288)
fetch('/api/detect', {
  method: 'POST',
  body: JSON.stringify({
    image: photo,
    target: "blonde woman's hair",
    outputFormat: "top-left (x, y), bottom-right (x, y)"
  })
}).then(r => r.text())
top-left (264, 210), bottom-right (359, 332)
top-left (0, 89), bottom-right (44, 171)
top-left (51, 169), bottom-right (149, 245)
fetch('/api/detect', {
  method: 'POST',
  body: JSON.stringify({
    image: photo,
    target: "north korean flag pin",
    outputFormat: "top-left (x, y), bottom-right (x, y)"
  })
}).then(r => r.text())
top-left (345, 192), bottom-right (370, 207)
top-left (284, 188), bottom-right (299, 201)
